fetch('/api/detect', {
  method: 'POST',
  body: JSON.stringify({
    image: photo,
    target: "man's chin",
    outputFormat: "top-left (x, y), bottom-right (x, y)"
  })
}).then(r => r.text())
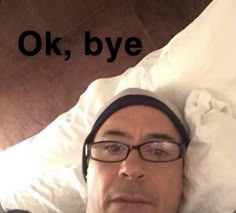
top-left (106, 201), bottom-right (157, 213)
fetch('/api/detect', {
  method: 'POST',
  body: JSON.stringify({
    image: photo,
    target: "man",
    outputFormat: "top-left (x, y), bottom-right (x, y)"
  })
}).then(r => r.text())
top-left (82, 88), bottom-right (189, 213)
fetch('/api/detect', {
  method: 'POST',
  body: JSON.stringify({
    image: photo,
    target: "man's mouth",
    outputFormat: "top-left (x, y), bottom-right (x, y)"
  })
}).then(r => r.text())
top-left (111, 194), bottom-right (153, 205)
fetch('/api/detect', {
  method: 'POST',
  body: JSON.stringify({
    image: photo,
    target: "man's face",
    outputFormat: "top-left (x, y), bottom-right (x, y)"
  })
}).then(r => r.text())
top-left (86, 106), bottom-right (184, 213)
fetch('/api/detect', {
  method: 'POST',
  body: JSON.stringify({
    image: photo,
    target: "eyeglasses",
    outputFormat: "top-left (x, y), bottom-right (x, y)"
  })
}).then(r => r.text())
top-left (88, 140), bottom-right (185, 163)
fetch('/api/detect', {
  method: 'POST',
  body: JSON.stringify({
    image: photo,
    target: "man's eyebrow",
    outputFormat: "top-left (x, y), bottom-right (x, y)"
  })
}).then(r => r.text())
top-left (100, 131), bottom-right (176, 141)
top-left (144, 133), bottom-right (176, 142)
top-left (101, 130), bottom-right (132, 138)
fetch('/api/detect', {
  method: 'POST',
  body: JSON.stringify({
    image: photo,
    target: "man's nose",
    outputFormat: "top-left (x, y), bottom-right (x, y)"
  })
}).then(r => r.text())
top-left (119, 149), bottom-right (147, 179)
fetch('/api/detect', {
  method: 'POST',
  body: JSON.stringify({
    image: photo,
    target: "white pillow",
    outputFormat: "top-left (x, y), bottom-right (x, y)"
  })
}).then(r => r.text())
top-left (180, 89), bottom-right (236, 213)
top-left (1, 167), bottom-right (85, 213)
top-left (0, 0), bottom-right (236, 212)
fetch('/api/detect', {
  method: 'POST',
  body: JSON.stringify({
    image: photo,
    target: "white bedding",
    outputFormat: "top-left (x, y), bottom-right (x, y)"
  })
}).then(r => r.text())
top-left (180, 89), bottom-right (236, 213)
top-left (0, 0), bottom-right (236, 212)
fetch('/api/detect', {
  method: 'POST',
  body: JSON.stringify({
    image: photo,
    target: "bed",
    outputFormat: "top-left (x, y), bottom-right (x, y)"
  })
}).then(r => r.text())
top-left (0, 0), bottom-right (236, 212)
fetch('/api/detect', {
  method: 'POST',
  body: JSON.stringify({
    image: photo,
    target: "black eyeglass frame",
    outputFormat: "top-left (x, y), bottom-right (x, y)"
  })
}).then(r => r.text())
top-left (87, 140), bottom-right (186, 163)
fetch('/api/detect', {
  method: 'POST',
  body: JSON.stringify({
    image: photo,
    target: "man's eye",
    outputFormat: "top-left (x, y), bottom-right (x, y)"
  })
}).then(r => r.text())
top-left (104, 144), bottom-right (122, 153)
top-left (153, 149), bottom-right (168, 156)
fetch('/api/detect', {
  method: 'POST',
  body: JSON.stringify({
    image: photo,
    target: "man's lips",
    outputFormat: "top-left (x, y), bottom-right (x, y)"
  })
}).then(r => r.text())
top-left (111, 194), bottom-right (153, 204)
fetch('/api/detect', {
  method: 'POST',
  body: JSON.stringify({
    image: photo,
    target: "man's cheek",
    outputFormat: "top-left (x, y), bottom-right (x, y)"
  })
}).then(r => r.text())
top-left (88, 161), bottom-right (119, 192)
top-left (87, 166), bottom-right (105, 212)
top-left (87, 163), bottom-right (108, 194)
top-left (87, 162), bottom-right (96, 181)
